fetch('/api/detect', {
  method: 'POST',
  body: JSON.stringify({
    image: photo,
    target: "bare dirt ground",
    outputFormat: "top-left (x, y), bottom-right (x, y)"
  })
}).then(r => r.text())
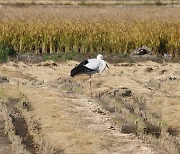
top-left (0, 60), bottom-right (180, 154)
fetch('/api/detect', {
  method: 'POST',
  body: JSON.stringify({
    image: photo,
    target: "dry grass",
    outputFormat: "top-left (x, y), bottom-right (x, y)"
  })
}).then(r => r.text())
top-left (0, 6), bottom-right (180, 55)
top-left (0, 85), bottom-right (55, 153)
top-left (1, 6), bottom-right (180, 22)
top-left (0, 100), bottom-right (29, 154)
top-left (0, 60), bottom-right (180, 153)
top-left (0, 84), bottom-right (155, 154)
top-left (0, 0), bottom-right (180, 5)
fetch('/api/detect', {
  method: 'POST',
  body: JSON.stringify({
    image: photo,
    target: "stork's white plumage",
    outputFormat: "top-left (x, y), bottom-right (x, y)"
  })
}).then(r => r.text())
top-left (70, 54), bottom-right (108, 95)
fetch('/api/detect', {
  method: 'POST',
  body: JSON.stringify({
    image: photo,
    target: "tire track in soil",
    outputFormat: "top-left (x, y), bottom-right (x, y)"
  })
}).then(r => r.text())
top-left (17, 86), bottom-right (155, 154)
top-left (0, 114), bottom-right (12, 154)
top-left (6, 98), bottom-right (38, 154)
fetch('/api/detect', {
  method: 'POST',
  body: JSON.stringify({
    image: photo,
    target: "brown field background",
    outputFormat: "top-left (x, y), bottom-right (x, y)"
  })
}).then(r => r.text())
top-left (1, 6), bottom-right (180, 22)
top-left (0, 0), bottom-right (180, 5)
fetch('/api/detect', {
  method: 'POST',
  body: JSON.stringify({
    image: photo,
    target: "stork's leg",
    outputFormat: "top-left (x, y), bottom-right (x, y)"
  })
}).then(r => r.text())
top-left (89, 75), bottom-right (92, 96)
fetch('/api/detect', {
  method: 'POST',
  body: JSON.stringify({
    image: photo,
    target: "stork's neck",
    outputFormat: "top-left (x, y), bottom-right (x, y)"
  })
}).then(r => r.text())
top-left (98, 60), bottom-right (106, 73)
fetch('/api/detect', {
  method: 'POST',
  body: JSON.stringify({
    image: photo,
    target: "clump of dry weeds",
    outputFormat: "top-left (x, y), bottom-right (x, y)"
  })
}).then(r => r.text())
top-left (0, 92), bottom-right (58, 154)
top-left (97, 88), bottom-right (179, 153)
top-left (0, 101), bottom-right (29, 154)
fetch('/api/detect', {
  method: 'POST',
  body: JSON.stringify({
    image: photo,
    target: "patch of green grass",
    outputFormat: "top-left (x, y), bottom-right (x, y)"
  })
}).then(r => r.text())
top-left (0, 86), bottom-right (8, 102)
top-left (42, 50), bottom-right (101, 62)
top-left (0, 86), bottom-right (5, 98)
top-left (42, 53), bottom-right (62, 62)
top-left (104, 53), bottom-right (134, 63)
top-left (73, 86), bottom-right (83, 93)
top-left (155, 0), bottom-right (166, 6)
top-left (0, 43), bottom-right (16, 63)
top-left (42, 50), bottom-right (134, 63)
top-left (0, 50), bottom-right (8, 63)
top-left (112, 117), bottom-right (122, 126)
top-left (42, 50), bottom-right (84, 62)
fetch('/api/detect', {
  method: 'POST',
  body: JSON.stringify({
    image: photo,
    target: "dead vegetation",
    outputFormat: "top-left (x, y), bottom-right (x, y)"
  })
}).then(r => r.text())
top-left (0, 87), bottom-right (58, 154)
top-left (0, 100), bottom-right (29, 154)
top-left (0, 59), bottom-right (179, 153)
top-left (96, 88), bottom-right (179, 153)
top-left (0, 0), bottom-right (180, 6)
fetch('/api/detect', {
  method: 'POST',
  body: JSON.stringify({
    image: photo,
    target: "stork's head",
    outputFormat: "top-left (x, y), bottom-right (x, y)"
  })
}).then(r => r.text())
top-left (97, 54), bottom-right (109, 68)
top-left (97, 54), bottom-right (104, 60)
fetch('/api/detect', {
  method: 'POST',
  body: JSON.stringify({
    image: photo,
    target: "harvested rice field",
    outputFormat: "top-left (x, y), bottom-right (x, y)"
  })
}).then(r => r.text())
top-left (0, 3), bottom-right (180, 154)
top-left (0, 59), bottom-right (180, 153)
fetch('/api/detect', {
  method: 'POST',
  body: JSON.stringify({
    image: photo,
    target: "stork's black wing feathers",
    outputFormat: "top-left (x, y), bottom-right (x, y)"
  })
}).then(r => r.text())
top-left (70, 60), bottom-right (94, 77)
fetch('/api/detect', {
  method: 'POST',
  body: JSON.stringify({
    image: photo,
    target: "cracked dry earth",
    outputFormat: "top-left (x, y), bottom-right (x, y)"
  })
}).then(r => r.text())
top-left (0, 60), bottom-right (180, 154)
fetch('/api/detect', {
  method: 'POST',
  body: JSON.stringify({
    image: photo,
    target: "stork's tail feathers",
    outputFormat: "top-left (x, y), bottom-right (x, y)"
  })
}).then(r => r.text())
top-left (70, 60), bottom-right (89, 77)
top-left (70, 68), bottom-right (77, 77)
